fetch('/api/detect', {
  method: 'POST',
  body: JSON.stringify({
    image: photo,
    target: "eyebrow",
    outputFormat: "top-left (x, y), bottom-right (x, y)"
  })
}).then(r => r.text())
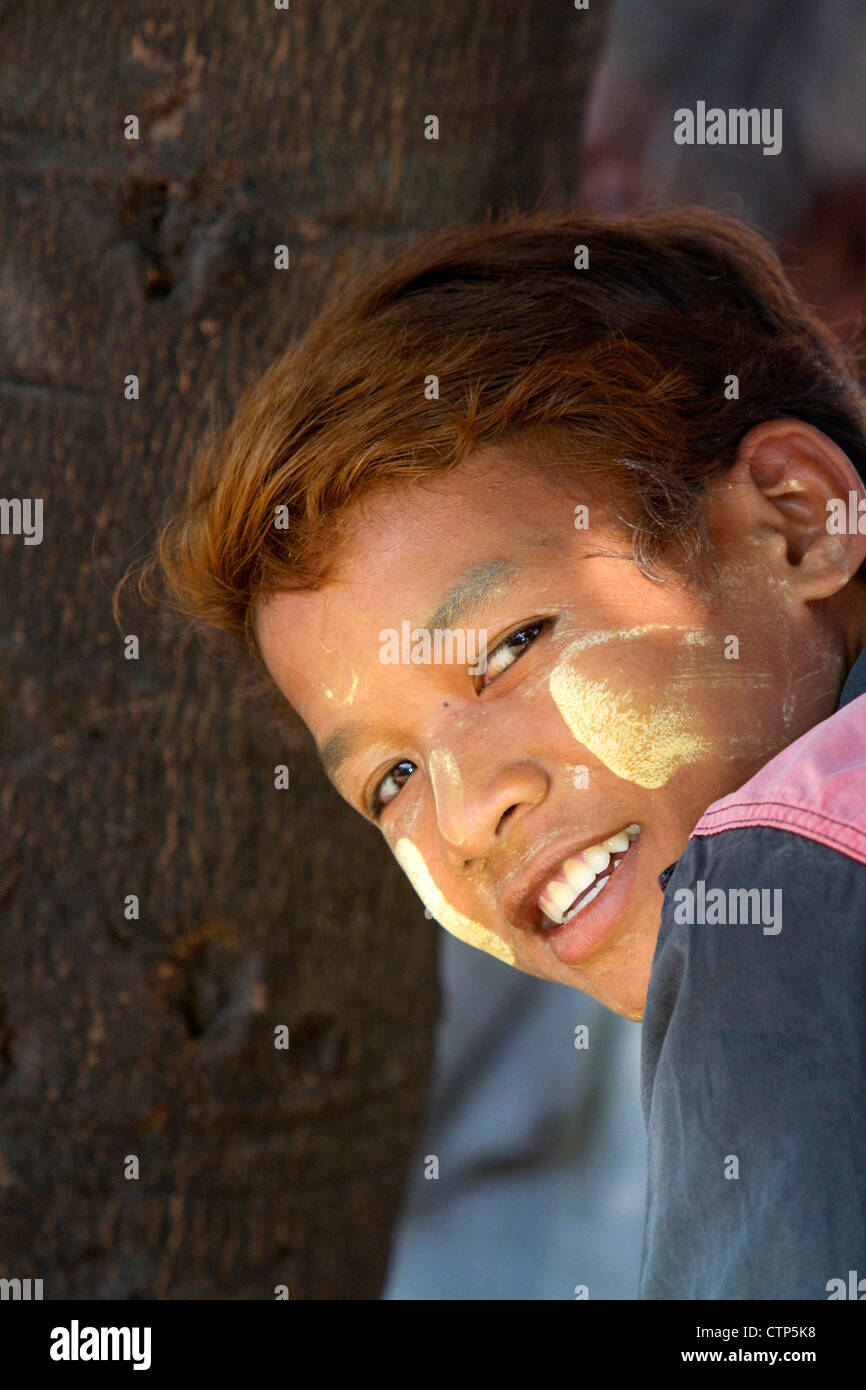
top-left (320, 725), bottom-right (360, 785)
top-left (319, 558), bottom-right (521, 787)
top-left (423, 558), bottom-right (518, 630)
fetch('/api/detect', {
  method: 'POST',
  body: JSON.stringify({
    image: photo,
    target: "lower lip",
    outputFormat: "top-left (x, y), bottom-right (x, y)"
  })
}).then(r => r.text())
top-left (539, 834), bottom-right (642, 966)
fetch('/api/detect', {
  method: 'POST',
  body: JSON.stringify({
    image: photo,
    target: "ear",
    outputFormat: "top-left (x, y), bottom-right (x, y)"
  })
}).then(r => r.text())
top-left (705, 418), bottom-right (866, 600)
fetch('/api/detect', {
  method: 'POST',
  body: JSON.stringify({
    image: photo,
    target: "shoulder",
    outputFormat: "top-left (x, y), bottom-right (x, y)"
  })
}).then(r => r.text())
top-left (649, 689), bottom-right (866, 1014)
top-left (690, 688), bottom-right (866, 867)
top-left (641, 828), bottom-right (866, 1300)
top-left (648, 825), bottom-right (866, 1041)
top-left (639, 689), bottom-right (866, 1299)
top-left (644, 690), bottom-right (866, 1056)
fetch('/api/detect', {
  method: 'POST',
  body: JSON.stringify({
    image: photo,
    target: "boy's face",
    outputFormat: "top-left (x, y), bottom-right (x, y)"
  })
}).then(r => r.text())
top-left (255, 443), bottom-right (849, 1018)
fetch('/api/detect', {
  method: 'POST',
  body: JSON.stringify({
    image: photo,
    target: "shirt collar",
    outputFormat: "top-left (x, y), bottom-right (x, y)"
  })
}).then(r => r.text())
top-left (657, 643), bottom-right (866, 891)
top-left (838, 645), bottom-right (866, 708)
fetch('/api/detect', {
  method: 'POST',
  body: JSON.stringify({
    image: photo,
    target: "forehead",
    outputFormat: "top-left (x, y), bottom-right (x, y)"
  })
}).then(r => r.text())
top-left (342, 446), bottom-right (578, 553)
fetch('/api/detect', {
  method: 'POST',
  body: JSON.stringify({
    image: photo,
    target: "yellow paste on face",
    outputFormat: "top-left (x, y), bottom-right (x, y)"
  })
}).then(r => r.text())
top-left (428, 747), bottom-right (464, 831)
top-left (567, 623), bottom-right (713, 651)
top-left (549, 635), bottom-right (713, 789)
top-left (394, 837), bottom-right (516, 966)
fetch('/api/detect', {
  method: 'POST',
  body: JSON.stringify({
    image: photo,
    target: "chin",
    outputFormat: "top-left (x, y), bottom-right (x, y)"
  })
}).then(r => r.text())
top-left (579, 960), bottom-right (652, 1020)
top-left (611, 996), bottom-right (645, 1022)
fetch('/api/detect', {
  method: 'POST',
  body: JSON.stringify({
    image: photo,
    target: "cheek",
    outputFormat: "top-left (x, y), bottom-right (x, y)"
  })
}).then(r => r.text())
top-left (547, 638), bottom-right (715, 789)
top-left (393, 836), bottom-right (516, 967)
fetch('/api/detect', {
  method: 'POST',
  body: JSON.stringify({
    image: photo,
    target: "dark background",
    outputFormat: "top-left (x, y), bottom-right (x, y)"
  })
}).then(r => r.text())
top-left (0, 1), bottom-right (606, 1298)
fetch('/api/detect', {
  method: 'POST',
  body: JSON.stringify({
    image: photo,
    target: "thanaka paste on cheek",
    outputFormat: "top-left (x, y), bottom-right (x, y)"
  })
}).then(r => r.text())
top-left (565, 623), bottom-right (714, 652)
top-left (548, 636), bottom-right (714, 789)
top-left (394, 837), bottom-right (516, 966)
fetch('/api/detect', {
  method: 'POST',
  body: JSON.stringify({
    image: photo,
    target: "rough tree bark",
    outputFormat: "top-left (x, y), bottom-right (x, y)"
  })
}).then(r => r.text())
top-left (0, 0), bottom-right (605, 1298)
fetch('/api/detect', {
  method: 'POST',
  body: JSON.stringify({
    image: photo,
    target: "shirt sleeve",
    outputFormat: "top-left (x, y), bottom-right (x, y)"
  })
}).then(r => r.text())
top-left (639, 825), bottom-right (866, 1300)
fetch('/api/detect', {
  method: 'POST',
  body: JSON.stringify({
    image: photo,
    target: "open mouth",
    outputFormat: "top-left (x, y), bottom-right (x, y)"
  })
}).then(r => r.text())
top-left (537, 824), bottom-right (641, 928)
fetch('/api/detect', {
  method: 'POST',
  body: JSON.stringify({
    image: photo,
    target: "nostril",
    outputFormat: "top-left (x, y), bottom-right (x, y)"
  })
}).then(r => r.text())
top-left (497, 804), bottom-right (519, 832)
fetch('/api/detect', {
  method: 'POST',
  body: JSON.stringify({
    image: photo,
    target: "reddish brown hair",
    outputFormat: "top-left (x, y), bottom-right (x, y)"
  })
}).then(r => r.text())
top-left (118, 205), bottom-right (866, 675)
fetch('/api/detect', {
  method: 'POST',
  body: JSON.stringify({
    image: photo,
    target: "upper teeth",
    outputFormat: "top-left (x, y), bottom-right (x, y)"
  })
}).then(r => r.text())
top-left (538, 824), bottom-right (641, 925)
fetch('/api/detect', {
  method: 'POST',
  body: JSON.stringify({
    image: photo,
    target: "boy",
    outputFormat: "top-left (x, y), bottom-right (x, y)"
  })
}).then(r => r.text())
top-left (126, 207), bottom-right (866, 1298)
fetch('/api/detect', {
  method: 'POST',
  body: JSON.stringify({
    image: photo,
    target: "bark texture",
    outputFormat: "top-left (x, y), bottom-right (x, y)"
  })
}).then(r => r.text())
top-left (0, 0), bottom-right (605, 1297)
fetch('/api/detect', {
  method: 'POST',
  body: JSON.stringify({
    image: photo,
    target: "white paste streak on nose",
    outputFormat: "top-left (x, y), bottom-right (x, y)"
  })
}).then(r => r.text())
top-left (428, 746), bottom-right (465, 841)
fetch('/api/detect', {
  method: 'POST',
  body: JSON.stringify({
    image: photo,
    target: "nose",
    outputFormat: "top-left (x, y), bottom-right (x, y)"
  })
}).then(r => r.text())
top-left (428, 744), bottom-right (548, 865)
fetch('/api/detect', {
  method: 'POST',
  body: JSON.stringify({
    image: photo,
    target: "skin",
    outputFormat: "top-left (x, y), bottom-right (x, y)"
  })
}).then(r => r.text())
top-left (255, 420), bottom-right (866, 1019)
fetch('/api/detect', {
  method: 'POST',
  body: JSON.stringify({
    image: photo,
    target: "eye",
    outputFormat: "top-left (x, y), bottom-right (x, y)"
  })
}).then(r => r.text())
top-left (367, 617), bottom-right (552, 820)
top-left (369, 758), bottom-right (416, 820)
top-left (478, 618), bottom-right (550, 689)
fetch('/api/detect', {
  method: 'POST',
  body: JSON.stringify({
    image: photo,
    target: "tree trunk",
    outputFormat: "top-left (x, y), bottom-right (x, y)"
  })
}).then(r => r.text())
top-left (0, 0), bottom-right (605, 1298)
